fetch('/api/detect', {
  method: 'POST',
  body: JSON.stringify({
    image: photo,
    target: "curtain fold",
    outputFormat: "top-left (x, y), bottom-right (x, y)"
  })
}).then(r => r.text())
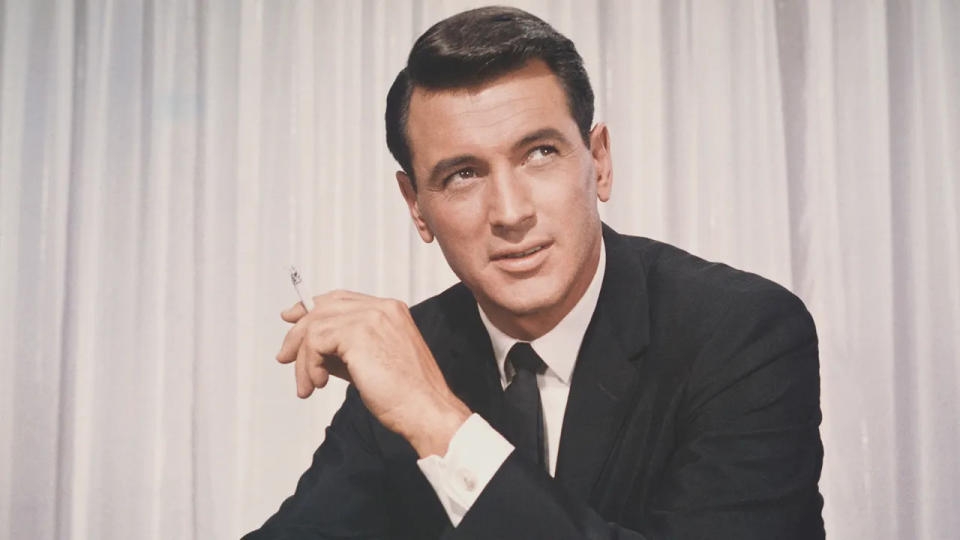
top-left (1, 1), bottom-right (957, 538)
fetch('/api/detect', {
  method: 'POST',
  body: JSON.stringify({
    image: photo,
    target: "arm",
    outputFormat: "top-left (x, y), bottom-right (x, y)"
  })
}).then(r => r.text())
top-left (445, 289), bottom-right (824, 539)
top-left (242, 386), bottom-right (393, 540)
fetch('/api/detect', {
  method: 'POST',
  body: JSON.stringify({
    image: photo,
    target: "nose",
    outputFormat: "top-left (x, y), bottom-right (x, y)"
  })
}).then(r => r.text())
top-left (487, 166), bottom-right (536, 232)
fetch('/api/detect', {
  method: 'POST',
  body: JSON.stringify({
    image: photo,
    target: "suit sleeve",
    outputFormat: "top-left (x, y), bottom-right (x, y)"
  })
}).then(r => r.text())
top-left (446, 288), bottom-right (824, 540)
top-left (242, 386), bottom-right (393, 540)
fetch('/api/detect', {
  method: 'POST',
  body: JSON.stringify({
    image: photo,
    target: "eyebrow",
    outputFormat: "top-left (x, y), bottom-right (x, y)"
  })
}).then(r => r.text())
top-left (509, 127), bottom-right (571, 153)
top-left (426, 127), bottom-right (572, 186)
top-left (428, 154), bottom-right (478, 187)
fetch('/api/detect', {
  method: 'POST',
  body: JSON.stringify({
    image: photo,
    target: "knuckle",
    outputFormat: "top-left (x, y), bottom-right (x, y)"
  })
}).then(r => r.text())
top-left (369, 308), bottom-right (388, 325)
top-left (379, 298), bottom-right (406, 317)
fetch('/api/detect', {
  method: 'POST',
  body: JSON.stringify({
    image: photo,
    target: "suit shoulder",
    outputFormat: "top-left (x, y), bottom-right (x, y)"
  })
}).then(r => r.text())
top-left (622, 236), bottom-right (813, 337)
top-left (620, 237), bottom-right (820, 418)
top-left (408, 281), bottom-right (474, 335)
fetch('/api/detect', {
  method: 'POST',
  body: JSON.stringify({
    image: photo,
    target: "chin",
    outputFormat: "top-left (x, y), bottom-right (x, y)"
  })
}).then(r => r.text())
top-left (486, 282), bottom-right (563, 317)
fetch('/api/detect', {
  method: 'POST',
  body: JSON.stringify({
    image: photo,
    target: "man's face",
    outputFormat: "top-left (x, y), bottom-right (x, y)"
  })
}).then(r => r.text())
top-left (398, 60), bottom-right (612, 339)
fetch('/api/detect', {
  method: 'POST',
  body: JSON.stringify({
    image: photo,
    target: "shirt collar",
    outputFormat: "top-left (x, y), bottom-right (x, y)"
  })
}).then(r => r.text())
top-left (478, 237), bottom-right (607, 387)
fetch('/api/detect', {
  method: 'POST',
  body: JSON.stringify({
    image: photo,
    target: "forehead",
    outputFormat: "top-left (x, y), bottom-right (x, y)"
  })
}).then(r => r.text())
top-left (405, 61), bottom-right (580, 173)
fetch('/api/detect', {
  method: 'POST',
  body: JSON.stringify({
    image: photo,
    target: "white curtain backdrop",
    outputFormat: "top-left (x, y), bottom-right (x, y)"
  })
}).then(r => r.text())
top-left (1, 0), bottom-right (957, 538)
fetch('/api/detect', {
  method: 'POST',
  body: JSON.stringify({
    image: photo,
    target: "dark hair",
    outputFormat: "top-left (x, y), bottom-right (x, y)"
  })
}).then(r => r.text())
top-left (385, 6), bottom-right (594, 189)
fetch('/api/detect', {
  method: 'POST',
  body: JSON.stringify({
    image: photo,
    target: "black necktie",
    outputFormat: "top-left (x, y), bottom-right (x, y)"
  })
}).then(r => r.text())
top-left (502, 342), bottom-right (547, 470)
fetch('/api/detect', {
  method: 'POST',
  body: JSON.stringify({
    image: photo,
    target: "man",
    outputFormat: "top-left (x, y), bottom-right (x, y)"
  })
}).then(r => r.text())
top-left (246, 6), bottom-right (824, 539)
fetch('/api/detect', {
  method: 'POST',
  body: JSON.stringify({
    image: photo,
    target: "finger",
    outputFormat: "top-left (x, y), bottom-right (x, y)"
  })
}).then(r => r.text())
top-left (308, 292), bottom-right (382, 321)
top-left (277, 322), bottom-right (306, 364)
top-left (312, 289), bottom-right (378, 306)
top-left (277, 307), bottom-right (344, 365)
top-left (295, 340), bottom-right (314, 399)
top-left (300, 315), bottom-right (356, 382)
top-left (281, 302), bottom-right (308, 323)
top-left (277, 295), bottom-right (383, 364)
top-left (301, 330), bottom-right (331, 388)
top-left (308, 362), bottom-right (330, 389)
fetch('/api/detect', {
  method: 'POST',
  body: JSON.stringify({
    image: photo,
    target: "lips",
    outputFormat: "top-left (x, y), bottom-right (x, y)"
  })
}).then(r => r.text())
top-left (490, 241), bottom-right (552, 274)
top-left (498, 245), bottom-right (543, 259)
top-left (492, 242), bottom-right (550, 260)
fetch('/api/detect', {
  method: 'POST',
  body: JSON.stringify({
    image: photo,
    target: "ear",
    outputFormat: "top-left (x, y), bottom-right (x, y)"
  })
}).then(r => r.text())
top-left (396, 171), bottom-right (435, 243)
top-left (589, 123), bottom-right (613, 202)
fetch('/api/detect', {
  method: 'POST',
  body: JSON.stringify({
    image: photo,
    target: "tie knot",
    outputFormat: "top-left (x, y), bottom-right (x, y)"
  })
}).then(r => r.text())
top-left (507, 342), bottom-right (547, 375)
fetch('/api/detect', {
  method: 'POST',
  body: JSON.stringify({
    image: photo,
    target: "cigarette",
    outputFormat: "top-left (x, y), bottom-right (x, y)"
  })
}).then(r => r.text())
top-left (288, 266), bottom-right (313, 312)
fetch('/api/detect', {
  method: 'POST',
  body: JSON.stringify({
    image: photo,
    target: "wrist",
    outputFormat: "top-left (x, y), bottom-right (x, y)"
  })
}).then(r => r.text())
top-left (407, 394), bottom-right (471, 458)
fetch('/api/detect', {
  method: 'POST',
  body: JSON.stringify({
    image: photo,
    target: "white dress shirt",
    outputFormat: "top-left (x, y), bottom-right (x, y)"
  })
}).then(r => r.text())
top-left (417, 239), bottom-right (607, 526)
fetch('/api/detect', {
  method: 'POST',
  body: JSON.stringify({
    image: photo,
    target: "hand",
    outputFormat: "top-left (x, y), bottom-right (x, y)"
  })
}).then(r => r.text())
top-left (276, 290), bottom-right (471, 457)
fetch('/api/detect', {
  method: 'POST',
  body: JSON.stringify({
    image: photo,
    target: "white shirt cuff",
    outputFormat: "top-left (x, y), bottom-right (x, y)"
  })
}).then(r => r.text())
top-left (416, 413), bottom-right (514, 527)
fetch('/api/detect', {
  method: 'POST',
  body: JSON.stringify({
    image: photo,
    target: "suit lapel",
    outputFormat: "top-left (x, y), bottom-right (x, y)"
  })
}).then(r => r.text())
top-left (554, 224), bottom-right (651, 499)
top-left (429, 285), bottom-right (505, 425)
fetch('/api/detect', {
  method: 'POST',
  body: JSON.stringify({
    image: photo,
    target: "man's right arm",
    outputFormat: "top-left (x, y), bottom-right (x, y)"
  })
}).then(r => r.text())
top-left (242, 386), bottom-right (393, 540)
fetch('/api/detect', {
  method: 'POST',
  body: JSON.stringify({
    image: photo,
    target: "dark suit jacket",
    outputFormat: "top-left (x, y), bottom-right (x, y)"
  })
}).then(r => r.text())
top-left (245, 225), bottom-right (825, 539)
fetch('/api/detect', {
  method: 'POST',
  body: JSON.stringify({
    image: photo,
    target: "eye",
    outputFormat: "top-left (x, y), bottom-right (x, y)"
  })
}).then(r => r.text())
top-left (525, 145), bottom-right (558, 164)
top-left (444, 167), bottom-right (477, 186)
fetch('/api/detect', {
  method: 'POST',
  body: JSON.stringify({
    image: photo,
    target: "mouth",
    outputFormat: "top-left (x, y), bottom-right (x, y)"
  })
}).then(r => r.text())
top-left (491, 242), bottom-right (552, 273)
top-left (497, 245), bottom-right (545, 260)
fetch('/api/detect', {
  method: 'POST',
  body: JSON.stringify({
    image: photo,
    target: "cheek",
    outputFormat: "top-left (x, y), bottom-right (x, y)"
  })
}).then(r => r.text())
top-left (543, 168), bottom-right (596, 214)
top-left (422, 197), bottom-right (489, 263)
top-left (425, 195), bottom-right (486, 236)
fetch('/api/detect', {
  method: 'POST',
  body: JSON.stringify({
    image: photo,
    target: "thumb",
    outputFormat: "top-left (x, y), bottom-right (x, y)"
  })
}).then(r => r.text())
top-left (281, 302), bottom-right (308, 323)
